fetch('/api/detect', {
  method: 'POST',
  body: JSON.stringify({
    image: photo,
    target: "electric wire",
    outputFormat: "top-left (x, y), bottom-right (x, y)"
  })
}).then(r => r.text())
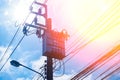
top-left (51, 46), bottom-right (111, 79)
top-left (40, 2), bottom-right (119, 80)
top-left (32, 66), bottom-right (45, 80)
top-left (67, 12), bottom-right (120, 76)
top-left (30, 0), bottom-right (119, 79)
top-left (67, 45), bottom-right (117, 80)
top-left (51, 2), bottom-right (119, 78)
top-left (36, 69), bottom-right (45, 80)
top-left (101, 67), bottom-right (120, 80)
top-left (94, 59), bottom-right (120, 80)
top-left (0, 10), bottom-right (32, 72)
top-left (68, 0), bottom-right (117, 38)
top-left (80, 50), bottom-right (120, 80)
top-left (0, 26), bottom-right (21, 65)
top-left (29, 0), bottom-right (49, 79)
top-left (64, 2), bottom-right (120, 67)
top-left (70, 44), bottom-right (120, 80)
top-left (65, 25), bottom-right (120, 65)
top-left (53, 59), bottom-right (58, 71)
top-left (53, 60), bottom-right (65, 77)
top-left (35, 60), bottom-right (65, 80)
top-left (51, 24), bottom-right (119, 79)
top-left (65, 1), bottom-right (115, 52)
top-left (66, 0), bottom-right (119, 57)
top-left (52, 26), bottom-right (119, 79)
top-left (33, 59), bottom-right (64, 80)
top-left (69, 46), bottom-right (112, 79)
top-left (0, 0), bottom-right (38, 68)
top-left (0, 0), bottom-right (38, 71)
top-left (21, 0), bottom-right (36, 26)
top-left (0, 35), bottom-right (25, 71)
top-left (36, 15), bottom-right (118, 80)
top-left (69, 18), bottom-right (120, 79)
top-left (53, 59), bottom-right (62, 72)
top-left (33, 0), bottom-right (118, 79)
top-left (66, 9), bottom-right (120, 58)
top-left (31, 65), bottom-right (44, 80)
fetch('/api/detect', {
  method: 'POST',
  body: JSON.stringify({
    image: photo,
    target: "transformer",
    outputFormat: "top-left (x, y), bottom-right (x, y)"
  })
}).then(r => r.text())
top-left (43, 30), bottom-right (66, 60)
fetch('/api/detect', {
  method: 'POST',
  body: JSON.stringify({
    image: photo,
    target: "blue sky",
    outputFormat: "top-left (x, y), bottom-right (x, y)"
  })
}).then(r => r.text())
top-left (0, 0), bottom-right (44, 79)
top-left (0, 0), bottom-right (120, 80)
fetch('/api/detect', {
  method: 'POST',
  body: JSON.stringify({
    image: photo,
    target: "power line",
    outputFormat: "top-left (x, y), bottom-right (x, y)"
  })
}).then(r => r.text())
top-left (80, 51), bottom-right (120, 80)
top-left (0, 26), bottom-right (20, 64)
top-left (37, 1), bottom-right (119, 80)
top-left (101, 67), bottom-right (120, 80)
top-left (0, 35), bottom-right (25, 71)
top-left (67, 47), bottom-right (111, 78)
top-left (31, 0), bottom-right (119, 79)
top-left (70, 44), bottom-right (120, 80)
top-left (64, 19), bottom-right (120, 72)
top-left (35, 1), bottom-right (120, 79)
top-left (53, 60), bottom-right (65, 77)
top-left (0, 0), bottom-right (39, 69)
top-left (11, 0), bottom-right (119, 79)
top-left (94, 59), bottom-right (120, 80)
top-left (66, 0), bottom-right (119, 55)
top-left (0, 4), bottom-right (32, 71)
top-left (31, 65), bottom-right (45, 80)
top-left (66, 0), bottom-right (120, 58)
top-left (26, 0), bottom-right (49, 79)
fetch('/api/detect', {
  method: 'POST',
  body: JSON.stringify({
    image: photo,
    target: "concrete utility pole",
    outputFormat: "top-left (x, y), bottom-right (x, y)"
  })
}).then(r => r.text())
top-left (44, 18), bottom-right (53, 80)
top-left (22, 1), bottom-right (68, 80)
top-left (46, 57), bottom-right (53, 80)
top-left (43, 17), bottom-right (68, 80)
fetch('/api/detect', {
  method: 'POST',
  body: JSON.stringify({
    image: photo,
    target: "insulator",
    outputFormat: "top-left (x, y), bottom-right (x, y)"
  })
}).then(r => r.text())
top-left (23, 26), bottom-right (28, 35)
top-left (36, 29), bottom-right (42, 38)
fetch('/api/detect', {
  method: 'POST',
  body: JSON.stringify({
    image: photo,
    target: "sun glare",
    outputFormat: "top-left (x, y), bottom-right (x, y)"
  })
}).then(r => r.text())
top-left (62, 0), bottom-right (120, 63)
top-left (13, 0), bottom-right (33, 24)
top-left (14, 6), bottom-right (29, 22)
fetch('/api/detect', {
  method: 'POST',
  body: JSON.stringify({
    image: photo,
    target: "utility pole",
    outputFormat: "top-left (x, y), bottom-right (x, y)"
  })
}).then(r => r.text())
top-left (46, 57), bottom-right (53, 80)
top-left (43, 18), bottom-right (68, 80)
top-left (22, 1), bottom-right (69, 80)
top-left (44, 18), bottom-right (53, 80)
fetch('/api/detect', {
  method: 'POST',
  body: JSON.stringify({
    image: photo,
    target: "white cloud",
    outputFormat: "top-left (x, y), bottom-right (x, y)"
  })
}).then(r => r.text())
top-left (16, 50), bottom-right (41, 65)
top-left (55, 73), bottom-right (92, 80)
top-left (31, 56), bottom-right (46, 70)
top-left (0, 47), bottom-right (19, 79)
top-left (30, 56), bottom-right (46, 80)
top-left (54, 74), bottom-right (73, 80)
top-left (2, 58), bottom-right (12, 74)
top-left (0, 46), bottom-right (6, 57)
top-left (0, 46), bottom-right (12, 71)
top-left (2, 0), bottom-right (34, 35)
top-left (16, 77), bottom-right (31, 80)
top-left (83, 74), bottom-right (92, 80)
top-left (30, 56), bottom-right (92, 80)
top-left (4, 11), bottom-right (9, 16)
top-left (16, 78), bottom-right (25, 80)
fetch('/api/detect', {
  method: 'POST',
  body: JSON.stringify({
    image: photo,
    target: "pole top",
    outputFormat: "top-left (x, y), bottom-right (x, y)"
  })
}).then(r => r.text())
top-left (47, 18), bottom-right (52, 31)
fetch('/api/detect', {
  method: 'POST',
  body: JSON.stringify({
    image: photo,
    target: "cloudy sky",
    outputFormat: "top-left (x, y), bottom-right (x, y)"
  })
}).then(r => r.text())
top-left (0, 0), bottom-right (120, 80)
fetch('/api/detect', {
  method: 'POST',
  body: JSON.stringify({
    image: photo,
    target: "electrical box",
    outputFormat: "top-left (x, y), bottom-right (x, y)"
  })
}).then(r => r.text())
top-left (43, 30), bottom-right (66, 60)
